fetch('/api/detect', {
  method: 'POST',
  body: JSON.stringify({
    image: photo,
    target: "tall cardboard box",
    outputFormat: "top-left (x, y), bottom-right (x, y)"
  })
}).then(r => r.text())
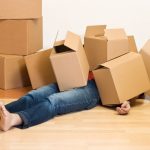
top-left (0, 0), bottom-right (42, 19)
top-left (25, 49), bottom-right (56, 89)
top-left (0, 18), bottom-right (43, 56)
top-left (84, 25), bottom-right (129, 70)
top-left (0, 54), bottom-right (30, 90)
top-left (140, 40), bottom-right (150, 96)
top-left (93, 52), bottom-right (150, 105)
top-left (50, 31), bottom-right (89, 91)
top-left (128, 36), bottom-right (138, 52)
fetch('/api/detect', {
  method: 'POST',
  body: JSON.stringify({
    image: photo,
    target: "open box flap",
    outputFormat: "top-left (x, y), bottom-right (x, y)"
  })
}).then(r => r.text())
top-left (53, 40), bottom-right (65, 47)
top-left (64, 31), bottom-right (81, 52)
top-left (104, 28), bottom-right (127, 40)
top-left (85, 25), bottom-right (106, 37)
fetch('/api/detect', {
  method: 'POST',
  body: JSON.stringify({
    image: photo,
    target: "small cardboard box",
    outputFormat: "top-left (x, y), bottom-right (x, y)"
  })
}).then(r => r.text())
top-left (0, 54), bottom-right (30, 90)
top-left (0, 18), bottom-right (43, 56)
top-left (50, 31), bottom-right (89, 91)
top-left (128, 35), bottom-right (138, 52)
top-left (140, 40), bottom-right (150, 96)
top-left (0, 0), bottom-right (42, 19)
top-left (25, 49), bottom-right (56, 89)
top-left (93, 52), bottom-right (150, 105)
top-left (84, 25), bottom-right (129, 70)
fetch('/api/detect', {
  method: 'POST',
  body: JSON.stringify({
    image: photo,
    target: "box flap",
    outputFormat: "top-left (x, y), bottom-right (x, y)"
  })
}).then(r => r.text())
top-left (141, 39), bottom-right (150, 53)
top-left (64, 31), bottom-right (81, 52)
top-left (128, 36), bottom-right (138, 52)
top-left (100, 52), bottom-right (140, 69)
top-left (104, 29), bottom-right (127, 40)
top-left (54, 40), bottom-right (65, 47)
top-left (85, 25), bottom-right (106, 37)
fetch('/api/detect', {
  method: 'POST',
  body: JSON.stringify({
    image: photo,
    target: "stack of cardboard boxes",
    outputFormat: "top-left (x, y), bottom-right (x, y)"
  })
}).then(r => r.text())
top-left (0, 0), bottom-right (43, 90)
top-left (84, 25), bottom-right (150, 105)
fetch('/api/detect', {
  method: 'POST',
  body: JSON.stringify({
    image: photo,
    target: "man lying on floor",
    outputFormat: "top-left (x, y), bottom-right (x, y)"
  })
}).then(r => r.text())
top-left (0, 72), bottom-right (130, 132)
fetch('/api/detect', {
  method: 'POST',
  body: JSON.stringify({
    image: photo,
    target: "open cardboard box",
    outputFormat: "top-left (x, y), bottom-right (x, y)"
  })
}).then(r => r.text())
top-left (140, 39), bottom-right (150, 96)
top-left (93, 52), bottom-right (150, 105)
top-left (0, 18), bottom-right (43, 56)
top-left (50, 31), bottom-right (89, 91)
top-left (0, 0), bottom-right (42, 19)
top-left (84, 25), bottom-right (129, 70)
top-left (25, 49), bottom-right (56, 89)
top-left (0, 54), bottom-right (30, 90)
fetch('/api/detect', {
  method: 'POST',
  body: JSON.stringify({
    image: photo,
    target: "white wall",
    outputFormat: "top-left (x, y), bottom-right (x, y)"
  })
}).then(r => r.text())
top-left (43, 0), bottom-right (150, 51)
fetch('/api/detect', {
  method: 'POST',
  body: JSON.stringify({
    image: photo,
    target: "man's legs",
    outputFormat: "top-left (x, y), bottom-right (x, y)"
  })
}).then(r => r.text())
top-left (0, 80), bottom-right (100, 131)
top-left (16, 80), bottom-right (100, 129)
top-left (5, 83), bottom-right (59, 113)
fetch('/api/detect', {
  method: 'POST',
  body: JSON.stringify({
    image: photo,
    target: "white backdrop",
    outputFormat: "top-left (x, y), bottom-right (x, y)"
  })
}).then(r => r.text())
top-left (43, 0), bottom-right (150, 51)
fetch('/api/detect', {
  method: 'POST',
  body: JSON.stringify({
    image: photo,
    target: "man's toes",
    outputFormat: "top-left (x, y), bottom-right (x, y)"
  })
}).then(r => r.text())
top-left (0, 101), bottom-right (4, 106)
top-left (1, 106), bottom-right (8, 116)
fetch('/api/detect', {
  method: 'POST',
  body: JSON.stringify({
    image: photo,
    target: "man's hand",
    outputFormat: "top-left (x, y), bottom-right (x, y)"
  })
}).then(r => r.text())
top-left (116, 101), bottom-right (130, 115)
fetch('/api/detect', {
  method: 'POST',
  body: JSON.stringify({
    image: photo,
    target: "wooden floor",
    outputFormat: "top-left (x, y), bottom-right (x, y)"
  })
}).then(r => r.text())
top-left (0, 87), bottom-right (32, 99)
top-left (0, 88), bottom-right (150, 150)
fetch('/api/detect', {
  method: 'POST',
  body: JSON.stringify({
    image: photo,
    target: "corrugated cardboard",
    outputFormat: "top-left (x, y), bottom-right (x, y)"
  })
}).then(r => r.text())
top-left (50, 31), bottom-right (89, 91)
top-left (0, 54), bottom-right (31, 90)
top-left (0, 0), bottom-right (42, 19)
top-left (0, 18), bottom-right (43, 56)
top-left (25, 49), bottom-right (56, 89)
top-left (140, 40), bottom-right (150, 96)
top-left (93, 52), bottom-right (150, 105)
top-left (128, 36), bottom-right (138, 52)
top-left (84, 25), bottom-right (129, 70)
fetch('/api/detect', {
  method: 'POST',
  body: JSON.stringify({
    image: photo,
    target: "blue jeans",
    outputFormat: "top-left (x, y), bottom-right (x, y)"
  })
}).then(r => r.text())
top-left (5, 80), bottom-right (100, 129)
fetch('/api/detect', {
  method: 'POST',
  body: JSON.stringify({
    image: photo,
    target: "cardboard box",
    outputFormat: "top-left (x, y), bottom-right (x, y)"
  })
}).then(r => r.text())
top-left (0, 18), bottom-right (43, 56)
top-left (50, 31), bottom-right (89, 91)
top-left (93, 52), bottom-right (150, 105)
top-left (140, 40), bottom-right (150, 96)
top-left (84, 25), bottom-right (129, 70)
top-left (25, 49), bottom-right (56, 89)
top-left (128, 36), bottom-right (138, 52)
top-left (0, 54), bottom-right (30, 90)
top-left (0, 0), bottom-right (42, 19)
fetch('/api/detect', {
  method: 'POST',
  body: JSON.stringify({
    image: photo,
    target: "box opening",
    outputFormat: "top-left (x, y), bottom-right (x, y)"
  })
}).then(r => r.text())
top-left (54, 45), bottom-right (73, 53)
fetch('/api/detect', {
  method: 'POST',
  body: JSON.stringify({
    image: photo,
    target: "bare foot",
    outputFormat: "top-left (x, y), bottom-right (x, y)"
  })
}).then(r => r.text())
top-left (0, 104), bottom-right (22, 132)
